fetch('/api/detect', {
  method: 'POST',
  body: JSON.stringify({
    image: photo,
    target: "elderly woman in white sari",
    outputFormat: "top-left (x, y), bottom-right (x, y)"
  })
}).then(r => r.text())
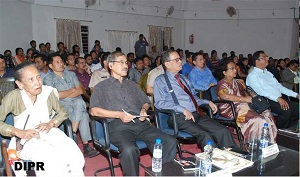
top-left (0, 63), bottom-right (85, 176)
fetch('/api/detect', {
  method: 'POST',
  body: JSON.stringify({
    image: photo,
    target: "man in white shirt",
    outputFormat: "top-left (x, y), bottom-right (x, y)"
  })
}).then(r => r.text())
top-left (246, 50), bottom-right (299, 129)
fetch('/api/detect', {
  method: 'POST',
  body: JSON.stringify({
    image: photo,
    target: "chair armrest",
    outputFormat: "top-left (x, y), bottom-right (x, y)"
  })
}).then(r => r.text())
top-left (154, 109), bottom-right (179, 137)
top-left (199, 104), bottom-right (213, 118)
top-left (90, 116), bottom-right (110, 150)
top-left (60, 119), bottom-right (74, 140)
top-left (212, 100), bottom-right (237, 120)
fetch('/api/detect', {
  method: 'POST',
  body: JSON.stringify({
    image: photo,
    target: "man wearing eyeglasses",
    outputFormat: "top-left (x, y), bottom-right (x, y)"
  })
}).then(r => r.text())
top-left (153, 49), bottom-right (238, 150)
top-left (90, 51), bottom-right (177, 176)
top-left (246, 50), bottom-right (299, 129)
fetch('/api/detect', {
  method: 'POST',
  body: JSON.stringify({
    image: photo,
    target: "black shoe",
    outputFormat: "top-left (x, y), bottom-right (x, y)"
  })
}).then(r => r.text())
top-left (83, 145), bottom-right (100, 158)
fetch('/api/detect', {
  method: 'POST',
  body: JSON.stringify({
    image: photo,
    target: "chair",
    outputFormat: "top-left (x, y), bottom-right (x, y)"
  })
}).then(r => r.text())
top-left (154, 104), bottom-right (213, 159)
top-left (0, 114), bottom-right (74, 176)
top-left (210, 89), bottom-right (244, 149)
top-left (90, 116), bottom-right (148, 176)
top-left (0, 77), bottom-right (16, 97)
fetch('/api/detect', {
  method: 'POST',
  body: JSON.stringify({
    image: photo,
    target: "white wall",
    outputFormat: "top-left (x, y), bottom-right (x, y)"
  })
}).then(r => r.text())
top-left (31, 4), bottom-right (184, 54)
top-left (183, 0), bottom-right (298, 58)
top-left (0, 0), bottom-right (33, 54)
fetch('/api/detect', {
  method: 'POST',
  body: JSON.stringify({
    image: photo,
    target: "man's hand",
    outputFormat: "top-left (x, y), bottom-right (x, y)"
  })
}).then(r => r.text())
top-left (243, 96), bottom-right (252, 103)
top-left (14, 129), bottom-right (40, 141)
top-left (139, 108), bottom-right (148, 122)
top-left (208, 101), bottom-right (218, 114)
top-left (35, 121), bottom-right (55, 133)
top-left (277, 97), bottom-right (289, 110)
top-left (183, 109), bottom-right (195, 122)
top-left (119, 111), bottom-right (136, 123)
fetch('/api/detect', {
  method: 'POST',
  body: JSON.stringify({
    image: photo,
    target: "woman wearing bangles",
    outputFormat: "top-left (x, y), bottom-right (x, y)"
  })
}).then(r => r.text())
top-left (215, 59), bottom-right (277, 143)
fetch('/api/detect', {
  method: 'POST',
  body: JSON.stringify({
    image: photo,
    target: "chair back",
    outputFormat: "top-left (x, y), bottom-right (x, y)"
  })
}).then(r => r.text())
top-left (0, 77), bottom-right (16, 97)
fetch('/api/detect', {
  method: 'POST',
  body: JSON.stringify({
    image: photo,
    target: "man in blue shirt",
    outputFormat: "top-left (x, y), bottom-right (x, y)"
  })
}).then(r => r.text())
top-left (134, 34), bottom-right (148, 58)
top-left (153, 49), bottom-right (238, 150)
top-left (246, 51), bottom-right (299, 129)
top-left (181, 52), bottom-right (193, 76)
top-left (0, 55), bottom-right (14, 78)
top-left (34, 54), bottom-right (52, 80)
top-left (188, 52), bottom-right (217, 100)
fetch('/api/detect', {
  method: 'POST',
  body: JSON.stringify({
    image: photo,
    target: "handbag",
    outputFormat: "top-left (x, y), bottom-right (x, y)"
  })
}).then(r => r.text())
top-left (245, 86), bottom-right (271, 114)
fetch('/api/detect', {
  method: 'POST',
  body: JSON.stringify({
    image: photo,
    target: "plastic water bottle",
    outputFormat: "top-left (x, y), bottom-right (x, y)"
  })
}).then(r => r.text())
top-left (152, 138), bottom-right (162, 172)
top-left (203, 140), bottom-right (213, 159)
top-left (201, 140), bottom-right (213, 176)
top-left (259, 123), bottom-right (270, 149)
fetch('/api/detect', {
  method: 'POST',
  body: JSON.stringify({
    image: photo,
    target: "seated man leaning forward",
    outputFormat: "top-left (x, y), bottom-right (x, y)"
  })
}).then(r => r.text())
top-left (0, 63), bottom-right (84, 176)
top-left (43, 55), bottom-right (99, 158)
top-left (154, 49), bottom-right (238, 150)
top-left (90, 51), bottom-right (177, 176)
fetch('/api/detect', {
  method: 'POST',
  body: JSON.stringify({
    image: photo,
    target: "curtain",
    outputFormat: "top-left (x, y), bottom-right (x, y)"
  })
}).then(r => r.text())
top-left (149, 26), bottom-right (163, 54)
top-left (106, 30), bottom-right (136, 54)
top-left (164, 27), bottom-right (173, 50)
top-left (56, 19), bottom-right (81, 52)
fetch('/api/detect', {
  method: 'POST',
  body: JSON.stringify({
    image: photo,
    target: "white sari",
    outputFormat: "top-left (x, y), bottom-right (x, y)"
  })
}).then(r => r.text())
top-left (9, 85), bottom-right (85, 177)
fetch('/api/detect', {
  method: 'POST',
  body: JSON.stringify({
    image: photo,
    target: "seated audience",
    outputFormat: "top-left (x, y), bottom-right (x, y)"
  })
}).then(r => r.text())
top-left (181, 52), bottom-right (193, 76)
top-left (44, 55), bottom-right (99, 158)
top-left (84, 54), bottom-right (93, 72)
top-left (266, 57), bottom-right (281, 82)
top-left (126, 52), bottom-right (135, 70)
top-left (0, 63), bottom-right (84, 176)
top-left (74, 57), bottom-right (92, 102)
top-left (246, 51), bottom-right (299, 129)
top-left (150, 56), bottom-right (161, 70)
top-left (25, 48), bottom-right (34, 63)
top-left (188, 52), bottom-right (217, 100)
top-left (148, 46), bottom-right (159, 63)
top-left (0, 55), bottom-right (14, 78)
top-left (90, 51), bottom-right (177, 176)
top-left (14, 48), bottom-right (26, 65)
top-left (3, 50), bottom-right (15, 69)
top-left (154, 49), bottom-right (237, 149)
top-left (128, 58), bottom-right (147, 84)
top-left (216, 59), bottom-right (277, 143)
top-left (39, 43), bottom-right (49, 57)
top-left (238, 57), bottom-right (250, 80)
top-left (89, 53), bottom-right (110, 91)
top-left (142, 54), bottom-right (151, 73)
top-left (34, 54), bottom-right (52, 80)
top-left (66, 54), bottom-right (76, 71)
top-left (281, 60), bottom-right (299, 90)
top-left (29, 40), bottom-right (39, 53)
top-left (54, 42), bottom-right (68, 61)
top-left (276, 59), bottom-right (286, 80)
top-left (45, 42), bottom-right (55, 54)
top-left (146, 61), bottom-right (164, 96)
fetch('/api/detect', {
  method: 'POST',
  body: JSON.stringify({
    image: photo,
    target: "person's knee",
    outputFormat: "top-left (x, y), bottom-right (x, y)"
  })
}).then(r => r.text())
top-left (120, 144), bottom-right (140, 157)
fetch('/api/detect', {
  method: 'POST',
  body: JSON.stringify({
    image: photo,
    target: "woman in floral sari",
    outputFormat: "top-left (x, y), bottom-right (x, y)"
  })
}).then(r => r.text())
top-left (216, 59), bottom-right (277, 143)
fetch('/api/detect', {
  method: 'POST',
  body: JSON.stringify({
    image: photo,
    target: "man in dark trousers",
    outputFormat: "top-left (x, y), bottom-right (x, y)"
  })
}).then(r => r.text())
top-left (90, 51), bottom-right (177, 176)
top-left (154, 49), bottom-right (238, 150)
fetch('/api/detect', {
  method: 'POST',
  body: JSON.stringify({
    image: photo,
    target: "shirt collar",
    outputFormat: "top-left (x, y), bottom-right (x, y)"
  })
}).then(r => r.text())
top-left (108, 76), bottom-right (127, 84)
top-left (253, 67), bottom-right (267, 73)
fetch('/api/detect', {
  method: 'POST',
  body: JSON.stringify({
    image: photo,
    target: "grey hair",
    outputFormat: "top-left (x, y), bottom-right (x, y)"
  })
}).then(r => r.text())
top-left (14, 62), bottom-right (37, 81)
top-left (107, 51), bottom-right (125, 63)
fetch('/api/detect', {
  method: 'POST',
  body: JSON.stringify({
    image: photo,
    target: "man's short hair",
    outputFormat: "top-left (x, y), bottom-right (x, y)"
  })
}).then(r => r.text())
top-left (107, 51), bottom-right (125, 63)
top-left (0, 54), bottom-right (4, 60)
top-left (133, 57), bottom-right (143, 64)
top-left (14, 62), bottom-right (36, 81)
top-left (75, 57), bottom-right (85, 65)
top-left (57, 42), bottom-right (64, 47)
top-left (139, 34), bottom-right (144, 37)
top-left (100, 53), bottom-right (110, 68)
top-left (47, 54), bottom-right (61, 66)
top-left (39, 43), bottom-right (45, 49)
top-left (115, 47), bottom-right (122, 52)
top-left (252, 50), bottom-right (265, 67)
top-left (94, 40), bottom-right (100, 44)
top-left (286, 60), bottom-right (299, 67)
top-left (161, 49), bottom-right (176, 65)
top-left (127, 52), bottom-right (134, 58)
top-left (30, 40), bottom-right (36, 45)
top-left (192, 52), bottom-right (203, 62)
top-left (26, 48), bottom-right (33, 55)
top-left (34, 54), bottom-right (48, 63)
top-left (84, 54), bottom-right (91, 59)
top-left (45, 42), bottom-right (50, 45)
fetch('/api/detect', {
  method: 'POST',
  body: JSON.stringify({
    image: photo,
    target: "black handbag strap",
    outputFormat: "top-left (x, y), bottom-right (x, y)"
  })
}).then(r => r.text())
top-left (245, 86), bottom-right (257, 98)
top-left (163, 73), bottom-right (179, 105)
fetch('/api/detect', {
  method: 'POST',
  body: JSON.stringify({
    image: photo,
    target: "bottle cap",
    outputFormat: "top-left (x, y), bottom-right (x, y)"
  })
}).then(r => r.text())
top-left (156, 138), bottom-right (161, 144)
top-left (207, 140), bottom-right (212, 145)
top-left (264, 123), bottom-right (268, 127)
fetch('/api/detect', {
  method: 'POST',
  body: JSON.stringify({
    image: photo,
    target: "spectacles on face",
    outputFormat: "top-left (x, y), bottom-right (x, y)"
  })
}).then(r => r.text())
top-left (111, 60), bottom-right (128, 65)
top-left (168, 58), bottom-right (181, 63)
